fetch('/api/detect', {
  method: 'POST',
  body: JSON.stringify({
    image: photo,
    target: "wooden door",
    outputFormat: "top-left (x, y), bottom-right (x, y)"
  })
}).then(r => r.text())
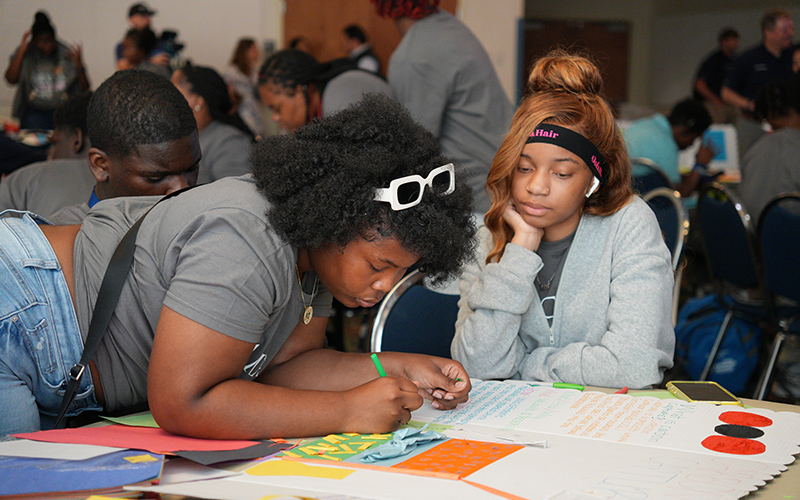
top-left (284, 0), bottom-right (457, 77)
top-left (522, 19), bottom-right (630, 107)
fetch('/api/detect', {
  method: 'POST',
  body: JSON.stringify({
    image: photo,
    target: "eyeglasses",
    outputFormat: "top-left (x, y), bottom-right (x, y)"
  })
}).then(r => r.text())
top-left (374, 163), bottom-right (455, 211)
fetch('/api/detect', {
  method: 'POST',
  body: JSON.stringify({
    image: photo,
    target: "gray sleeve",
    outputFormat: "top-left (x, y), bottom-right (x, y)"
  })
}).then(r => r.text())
top-left (388, 59), bottom-right (449, 138)
top-left (452, 229), bottom-right (544, 379)
top-left (47, 203), bottom-right (90, 224)
top-left (0, 168), bottom-right (26, 211)
top-left (161, 210), bottom-right (288, 343)
top-left (518, 205), bottom-right (675, 389)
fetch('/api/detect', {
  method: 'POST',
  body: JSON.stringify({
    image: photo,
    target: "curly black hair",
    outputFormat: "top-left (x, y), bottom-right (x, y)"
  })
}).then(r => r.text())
top-left (251, 93), bottom-right (476, 284)
top-left (88, 69), bottom-right (197, 158)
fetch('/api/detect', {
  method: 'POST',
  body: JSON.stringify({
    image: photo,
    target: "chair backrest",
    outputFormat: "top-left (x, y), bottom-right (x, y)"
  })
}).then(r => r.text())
top-left (642, 187), bottom-right (688, 271)
top-left (696, 183), bottom-right (763, 290)
top-left (370, 269), bottom-right (459, 358)
top-left (631, 157), bottom-right (672, 195)
top-left (758, 193), bottom-right (800, 303)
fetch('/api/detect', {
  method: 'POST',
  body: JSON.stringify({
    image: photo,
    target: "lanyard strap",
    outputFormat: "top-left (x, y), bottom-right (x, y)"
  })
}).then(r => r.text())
top-left (53, 185), bottom-right (198, 429)
top-left (53, 210), bottom-right (148, 429)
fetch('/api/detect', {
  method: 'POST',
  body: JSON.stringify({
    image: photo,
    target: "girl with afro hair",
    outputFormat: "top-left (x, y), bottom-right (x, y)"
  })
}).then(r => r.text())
top-left (452, 51), bottom-right (675, 390)
top-left (0, 93), bottom-right (476, 438)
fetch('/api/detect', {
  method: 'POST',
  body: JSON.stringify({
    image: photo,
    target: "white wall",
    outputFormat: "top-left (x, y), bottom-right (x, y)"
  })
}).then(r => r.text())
top-left (0, 0), bottom-right (283, 120)
top-left (458, 0), bottom-right (524, 104)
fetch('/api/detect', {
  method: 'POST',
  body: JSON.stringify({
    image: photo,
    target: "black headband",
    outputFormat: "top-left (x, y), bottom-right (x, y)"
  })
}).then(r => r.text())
top-left (526, 123), bottom-right (607, 183)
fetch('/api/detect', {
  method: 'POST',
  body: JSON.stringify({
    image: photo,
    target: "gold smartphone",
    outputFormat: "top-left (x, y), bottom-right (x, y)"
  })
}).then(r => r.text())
top-left (666, 380), bottom-right (743, 406)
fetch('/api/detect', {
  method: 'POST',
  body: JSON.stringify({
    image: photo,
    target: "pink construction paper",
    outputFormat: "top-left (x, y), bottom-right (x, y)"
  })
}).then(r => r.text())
top-left (14, 424), bottom-right (259, 453)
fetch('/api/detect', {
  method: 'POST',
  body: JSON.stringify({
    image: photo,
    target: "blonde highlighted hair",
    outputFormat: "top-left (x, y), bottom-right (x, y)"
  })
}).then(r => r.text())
top-left (484, 50), bottom-right (633, 263)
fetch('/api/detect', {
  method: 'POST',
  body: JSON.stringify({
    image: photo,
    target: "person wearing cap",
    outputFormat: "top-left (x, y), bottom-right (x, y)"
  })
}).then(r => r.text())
top-left (115, 3), bottom-right (169, 71)
top-left (257, 48), bottom-right (392, 133)
top-left (452, 51), bottom-right (674, 390)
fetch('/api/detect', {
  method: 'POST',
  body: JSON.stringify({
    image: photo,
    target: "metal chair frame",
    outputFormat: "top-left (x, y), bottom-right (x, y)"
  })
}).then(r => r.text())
top-left (631, 157), bottom-right (673, 195)
top-left (643, 187), bottom-right (689, 325)
top-left (695, 183), bottom-right (772, 385)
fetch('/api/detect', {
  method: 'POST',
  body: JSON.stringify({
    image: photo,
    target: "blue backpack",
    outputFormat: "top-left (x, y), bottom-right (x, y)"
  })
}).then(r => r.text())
top-left (674, 294), bottom-right (761, 395)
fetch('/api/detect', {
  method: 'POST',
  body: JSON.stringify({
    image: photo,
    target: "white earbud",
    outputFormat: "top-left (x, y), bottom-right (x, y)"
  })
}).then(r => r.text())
top-left (586, 177), bottom-right (600, 198)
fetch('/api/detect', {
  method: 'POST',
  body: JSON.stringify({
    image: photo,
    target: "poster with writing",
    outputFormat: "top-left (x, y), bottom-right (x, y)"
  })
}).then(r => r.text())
top-left (412, 380), bottom-right (800, 465)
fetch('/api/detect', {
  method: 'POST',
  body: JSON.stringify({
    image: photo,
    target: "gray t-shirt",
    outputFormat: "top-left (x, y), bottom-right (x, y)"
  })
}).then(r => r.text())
top-left (321, 69), bottom-right (393, 116)
top-left (72, 175), bottom-right (332, 412)
top-left (738, 127), bottom-right (800, 223)
top-left (388, 11), bottom-right (514, 213)
top-left (0, 158), bottom-right (95, 218)
top-left (197, 120), bottom-right (253, 184)
top-left (535, 233), bottom-right (575, 326)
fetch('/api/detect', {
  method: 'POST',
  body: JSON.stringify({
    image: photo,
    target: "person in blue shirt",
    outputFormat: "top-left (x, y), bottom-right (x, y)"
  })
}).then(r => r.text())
top-left (624, 98), bottom-right (715, 197)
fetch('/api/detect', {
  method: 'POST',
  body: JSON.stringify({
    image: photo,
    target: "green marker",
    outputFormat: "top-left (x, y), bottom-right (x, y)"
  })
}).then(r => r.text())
top-left (529, 382), bottom-right (584, 391)
top-left (371, 353), bottom-right (387, 377)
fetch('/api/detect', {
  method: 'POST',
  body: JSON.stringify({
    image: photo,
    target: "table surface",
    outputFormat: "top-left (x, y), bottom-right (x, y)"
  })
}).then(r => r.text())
top-left (129, 386), bottom-right (800, 500)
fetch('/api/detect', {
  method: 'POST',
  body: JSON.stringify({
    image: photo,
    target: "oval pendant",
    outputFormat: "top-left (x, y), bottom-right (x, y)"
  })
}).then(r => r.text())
top-left (303, 305), bottom-right (313, 324)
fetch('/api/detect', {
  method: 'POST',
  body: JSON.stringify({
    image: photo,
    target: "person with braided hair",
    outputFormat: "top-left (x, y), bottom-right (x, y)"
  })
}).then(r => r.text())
top-left (371, 0), bottom-right (514, 214)
top-left (257, 48), bottom-right (392, 133)
top-left (171, 64), bottom-right (254, 184)
top-left (452, 51), bottom-right (674, 389)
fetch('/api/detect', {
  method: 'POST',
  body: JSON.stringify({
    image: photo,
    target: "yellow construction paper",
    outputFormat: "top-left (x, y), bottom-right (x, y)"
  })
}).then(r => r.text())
top-left (247, 460), bottom-right (353, 479)
top-left (124, 454), bottom-right (158, 463)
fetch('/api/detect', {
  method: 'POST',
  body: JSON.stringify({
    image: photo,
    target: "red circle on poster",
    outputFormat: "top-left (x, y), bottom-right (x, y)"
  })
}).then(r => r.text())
top-left (718, 411), bottom-right (773, 427)
top-left (701, 435), bottom-right (766, 455)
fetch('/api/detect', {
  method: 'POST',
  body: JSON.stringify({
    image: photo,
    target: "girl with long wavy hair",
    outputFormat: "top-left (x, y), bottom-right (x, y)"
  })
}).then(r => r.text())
top-left (452, 51), bottom-right (675, 389)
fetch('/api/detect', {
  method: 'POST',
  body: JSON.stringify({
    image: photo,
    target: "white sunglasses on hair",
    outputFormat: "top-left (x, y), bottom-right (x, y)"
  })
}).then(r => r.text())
top-left (373, 163), bottom-right (456, 211)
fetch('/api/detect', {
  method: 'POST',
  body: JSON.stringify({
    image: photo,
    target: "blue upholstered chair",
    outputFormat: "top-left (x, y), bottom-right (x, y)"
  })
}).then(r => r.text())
top-left (695, 183), bottom-right (771, 384)
top-left (753, 193), bottom-right (800, 401)
top-left (370, 269), bottom-right (459, 358)
top-left (631, 157), bottom-right (672, 195)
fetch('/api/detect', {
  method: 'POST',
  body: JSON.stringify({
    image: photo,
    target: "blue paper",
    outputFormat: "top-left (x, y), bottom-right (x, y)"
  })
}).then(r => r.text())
top-left (0, 449), bottom-right (163, 495)
top-left (360, 425), bottom-right (446, 463)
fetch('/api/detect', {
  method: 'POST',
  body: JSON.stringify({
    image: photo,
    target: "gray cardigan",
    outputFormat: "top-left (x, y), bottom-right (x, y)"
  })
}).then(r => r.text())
top-left (452, 197), bottom-right (675, 389)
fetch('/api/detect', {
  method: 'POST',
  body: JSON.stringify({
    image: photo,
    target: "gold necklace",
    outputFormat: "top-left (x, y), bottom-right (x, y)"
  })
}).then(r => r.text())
top-left (296, 265), bottom-right (320, 324)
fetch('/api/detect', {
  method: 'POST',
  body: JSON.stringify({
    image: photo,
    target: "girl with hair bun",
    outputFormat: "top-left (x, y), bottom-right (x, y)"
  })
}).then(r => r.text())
top-left (4, 11), bottom-right (90, 130)
top-left (452, 51), bottom-right (675, 389)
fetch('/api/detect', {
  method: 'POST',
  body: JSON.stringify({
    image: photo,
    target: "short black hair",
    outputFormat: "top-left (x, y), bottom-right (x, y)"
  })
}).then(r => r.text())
top-left (53, 91), bottom-right (92, 136)
top-left (344, 25), bottom-right (367, 44)
top-left (258, 48), bottom-right (319, 90)
top-left (124, 27), bottom-right (158, 56)
top-left (88, 69), bottom-right (197, 158)
top-left (252, 93), bottom-right (476, 284)
top-left (755, 75), bottom-right (800, 121)
top-left (718, 27), bottom-right (739, 43)
top-left (668, 98), bottom-right (712, 135)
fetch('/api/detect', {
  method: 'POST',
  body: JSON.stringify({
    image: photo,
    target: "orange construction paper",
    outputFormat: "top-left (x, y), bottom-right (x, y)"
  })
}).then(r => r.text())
top-left (14, 425), bottom-right (259, 453)
top-left (393, 439), bottom-right (523, 478)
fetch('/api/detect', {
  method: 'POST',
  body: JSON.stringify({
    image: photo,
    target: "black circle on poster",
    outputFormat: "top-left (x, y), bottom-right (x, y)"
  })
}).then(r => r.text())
top-left (714, 424), bottom-right (765, 439)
